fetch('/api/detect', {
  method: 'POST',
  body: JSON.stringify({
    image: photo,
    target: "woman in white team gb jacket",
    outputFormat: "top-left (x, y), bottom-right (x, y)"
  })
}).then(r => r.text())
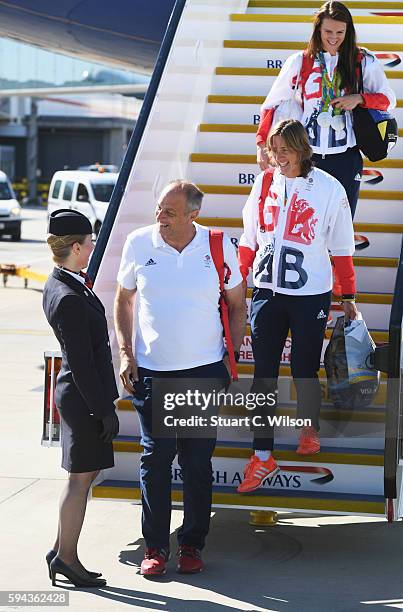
top-left (237, 119), bottom-right (358, 494)
top-left (256, 0), bottom-right (396, 219)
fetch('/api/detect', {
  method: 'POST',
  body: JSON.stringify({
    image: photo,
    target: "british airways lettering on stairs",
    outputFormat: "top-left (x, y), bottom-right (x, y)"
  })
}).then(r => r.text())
top-left (171, 466), bottom-right (334, 489)
top-left (267, 60), bottom-right (283, 69)
top-left (239, 173), bottom-right (256, 185)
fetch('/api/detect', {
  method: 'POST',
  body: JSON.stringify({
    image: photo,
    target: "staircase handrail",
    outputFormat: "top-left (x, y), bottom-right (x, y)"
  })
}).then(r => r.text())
top-left (88, 0), bottom-right (187, 280)
top-left (384, 235), bottom-right (403, 500)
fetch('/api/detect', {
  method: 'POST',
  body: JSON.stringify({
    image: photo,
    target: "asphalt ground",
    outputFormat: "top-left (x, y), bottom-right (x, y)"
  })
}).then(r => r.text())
top-left (0, 209), bottom-right (403, 612)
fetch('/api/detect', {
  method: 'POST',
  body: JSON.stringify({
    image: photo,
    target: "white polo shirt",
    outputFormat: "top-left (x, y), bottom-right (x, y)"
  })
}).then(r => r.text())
top-left (117, 223), bottom-right (242, 371)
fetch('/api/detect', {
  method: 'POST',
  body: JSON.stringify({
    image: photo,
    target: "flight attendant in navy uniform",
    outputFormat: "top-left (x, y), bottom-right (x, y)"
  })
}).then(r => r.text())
top-left (42, 209), bottom-right (119, 588)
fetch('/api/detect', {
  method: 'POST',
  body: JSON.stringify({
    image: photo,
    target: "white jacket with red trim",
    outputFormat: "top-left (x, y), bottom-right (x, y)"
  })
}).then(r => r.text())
top-left (239, 167), bottom-right (355, 295)
top-left (258, 49), bottom-right (396, 156)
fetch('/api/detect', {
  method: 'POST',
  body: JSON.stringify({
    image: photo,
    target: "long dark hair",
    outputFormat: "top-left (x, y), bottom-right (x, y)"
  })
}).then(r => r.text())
top-left (307, 1), bottom-right (359, 93)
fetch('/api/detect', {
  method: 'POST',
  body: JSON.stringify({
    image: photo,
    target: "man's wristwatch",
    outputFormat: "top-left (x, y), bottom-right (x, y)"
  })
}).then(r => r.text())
top-left (224, 350), bottom-right (240, 363)
top-left (341, 293), bottom-right (356, 303)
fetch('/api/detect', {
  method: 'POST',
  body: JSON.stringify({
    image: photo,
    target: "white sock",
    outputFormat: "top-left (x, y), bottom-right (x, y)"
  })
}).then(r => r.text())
top-left (255, 450), bottom-right (271, 461)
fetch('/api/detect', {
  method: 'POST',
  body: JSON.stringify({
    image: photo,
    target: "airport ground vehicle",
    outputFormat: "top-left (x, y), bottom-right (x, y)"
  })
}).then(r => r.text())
top-left (0, 171), bottom-right (21, 241)
top-left (47, 170), bottom-right (118, 235)
top-left (43, 0), bottom-right (403, 522)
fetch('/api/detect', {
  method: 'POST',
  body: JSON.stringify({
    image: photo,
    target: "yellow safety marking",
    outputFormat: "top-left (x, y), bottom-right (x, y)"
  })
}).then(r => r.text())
top-left (216, 66), bottom-right (403, 79)
top-left (224, 40), bottom-right (403, 52)
top-left (118, 380), bottom-right (386, 411)
top-left (207, 98), bottom-right (403, 115)
top-left (15, 268), bottom-right (48, 283)
top-left (208, 95), bottom-right (265, 104)
top-left (354, 223), bottom-right (403, 233)
top-left (200, 123), bottom-right (258, 132)
top-left (92, 485), bottom-right (385, 514)
top-left (363, 159), bottom-right (403, 168)
top-left (245, 287), bottom-right (392, 304)
top-left (198, 216), bottom-right (403, 234)
top-left (198, 184), bottom-right (403, 201)
top-left (360, 189), bottom-right (403, 200)
top-left (112, 439), bottom-right (384, 465)
top-left (249, 0), bottom-right (403, 9)
top-left (0, 329), bottom-right (51, 336)
top-left (117, 399), bottom-right (135, 411)
top-left (113, 440), bottom-right (143, 453)
top-left (198, 217), bottom-right (243, 228)
top-left (238, 364), bottom-right (386, 379)
top-left (238, 358), bottom-right (388, 376)
top-left (273, 449), bottom-right (383, 466)
top-left (289, 380), bottom-right (387, 407)
top-left (191, 151), bottom-right (403, 169)
top-left (231, 13), bottom-right (403, 24)
top-left (354, 256), bottom-right (397, 266)
top-left (242, 327), bottom-right (388, 344)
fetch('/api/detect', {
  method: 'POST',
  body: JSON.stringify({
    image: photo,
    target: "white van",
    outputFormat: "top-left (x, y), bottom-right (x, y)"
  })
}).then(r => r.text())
top-left (0, 170), bottom-right (21, 241)
top-left (47, 170), bottom-right (118, 235)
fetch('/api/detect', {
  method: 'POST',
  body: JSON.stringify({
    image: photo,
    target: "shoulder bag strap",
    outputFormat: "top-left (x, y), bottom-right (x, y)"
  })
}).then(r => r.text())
top-left (209, 229), bottom-right (238, 381)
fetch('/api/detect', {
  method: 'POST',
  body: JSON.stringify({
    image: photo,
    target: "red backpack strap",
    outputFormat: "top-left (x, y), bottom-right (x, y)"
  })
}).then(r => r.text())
top-left (209, 230), bottom-right (225, 290)
top-left (258, 169), bottom-right (274, 231)
top-left (209, 230), bottom-right (238, 381)
top-left (299, 49), bottom-right (315, 98)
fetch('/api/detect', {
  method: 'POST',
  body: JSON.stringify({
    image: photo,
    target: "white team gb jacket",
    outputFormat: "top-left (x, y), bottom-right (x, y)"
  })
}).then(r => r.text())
top-left (261, 50), bottom-right (396, 156)
top-left (239, 167), bottom-right (355, 295)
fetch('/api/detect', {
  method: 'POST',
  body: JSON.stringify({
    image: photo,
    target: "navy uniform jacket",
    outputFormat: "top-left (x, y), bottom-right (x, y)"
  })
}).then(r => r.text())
top-left (43, 267), bottom-right (118, 420)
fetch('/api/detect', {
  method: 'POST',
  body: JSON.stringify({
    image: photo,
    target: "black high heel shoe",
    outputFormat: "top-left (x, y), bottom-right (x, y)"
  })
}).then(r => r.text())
top-left (46, 550), bottom-right (102, 580)
top-left (49, 556), bottom-right (106, 588)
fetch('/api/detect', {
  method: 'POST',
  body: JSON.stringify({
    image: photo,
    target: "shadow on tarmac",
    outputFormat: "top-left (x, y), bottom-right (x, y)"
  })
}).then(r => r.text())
top-left (84, 509), bottom-right (403, 612)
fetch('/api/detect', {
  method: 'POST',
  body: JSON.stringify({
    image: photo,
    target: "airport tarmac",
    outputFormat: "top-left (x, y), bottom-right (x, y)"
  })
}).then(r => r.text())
top-left (0, 208), bottom-right (403, 612)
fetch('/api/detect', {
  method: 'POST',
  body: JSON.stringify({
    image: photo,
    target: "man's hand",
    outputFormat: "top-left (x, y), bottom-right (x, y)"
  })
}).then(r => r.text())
top-left (343, 301), bottom-right (358, 321)
top-left (119, 351), bottom-right (138, 395)
top-left (330, 94), bottom-right (363, 111)
top-left (257, 145), bottom-right (269, 170)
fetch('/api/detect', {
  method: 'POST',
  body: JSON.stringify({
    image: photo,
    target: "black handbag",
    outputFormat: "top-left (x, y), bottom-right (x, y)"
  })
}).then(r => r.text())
top-left (352, 59), bottom-right (398, 162)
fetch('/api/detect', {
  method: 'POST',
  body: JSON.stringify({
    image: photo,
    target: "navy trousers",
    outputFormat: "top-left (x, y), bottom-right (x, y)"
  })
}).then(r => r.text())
top-left (313, 145), bottom-right (363, 219)
top-left (134, 360), bottom-right (229, 551)
top-left (250, 288), bottom-right (332, 450)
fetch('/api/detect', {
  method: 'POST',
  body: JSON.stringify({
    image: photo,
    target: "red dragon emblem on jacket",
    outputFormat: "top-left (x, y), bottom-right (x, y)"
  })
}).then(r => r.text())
top-left (284, 194), bottom-right (318, 245)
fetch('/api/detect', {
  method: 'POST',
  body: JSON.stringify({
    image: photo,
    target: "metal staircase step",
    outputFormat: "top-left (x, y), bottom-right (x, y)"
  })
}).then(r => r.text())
top-left (93, 479), bottom-right (385, 515)
top-left (247, 0), bottom-right (403, 8)
top-left (230, 13), bottom-right (403, 24)
top-left (224, 39), bottom-right (403, 51)
top-left (111, 436), bottom-right (384, 465)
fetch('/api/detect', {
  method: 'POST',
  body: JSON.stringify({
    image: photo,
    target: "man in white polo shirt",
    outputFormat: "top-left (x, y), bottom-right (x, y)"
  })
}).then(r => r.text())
top-left (114, 179), bottom-right (246, 577)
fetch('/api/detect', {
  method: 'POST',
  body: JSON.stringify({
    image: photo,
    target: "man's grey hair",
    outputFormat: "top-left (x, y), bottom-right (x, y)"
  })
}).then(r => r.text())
top-left (165, 179), bottom-right (204, 213)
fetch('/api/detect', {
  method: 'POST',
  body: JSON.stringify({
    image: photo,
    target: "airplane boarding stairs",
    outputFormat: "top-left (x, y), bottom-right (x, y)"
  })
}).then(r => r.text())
top-left (89, 0), bottom-right (403, 519)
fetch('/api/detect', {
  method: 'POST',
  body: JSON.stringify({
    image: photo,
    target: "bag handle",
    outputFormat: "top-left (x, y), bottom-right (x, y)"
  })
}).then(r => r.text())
top-left (209, 230), bottom-right (238, 381)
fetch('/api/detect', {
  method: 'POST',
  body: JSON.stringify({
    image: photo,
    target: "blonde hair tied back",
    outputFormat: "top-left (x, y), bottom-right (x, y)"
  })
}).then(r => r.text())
top-left (47, 234), bottom-right (87, 264)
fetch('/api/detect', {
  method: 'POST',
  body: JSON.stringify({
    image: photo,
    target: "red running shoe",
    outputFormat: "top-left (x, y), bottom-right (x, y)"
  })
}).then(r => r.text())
top-left (177, 546), bottom-right (204, 574)
top-left (237, 454), bottom-right (279, 493)
top-left (296, 426), bottom-right (320, 455)
top-left (140, 548), bottom-right (170, 576)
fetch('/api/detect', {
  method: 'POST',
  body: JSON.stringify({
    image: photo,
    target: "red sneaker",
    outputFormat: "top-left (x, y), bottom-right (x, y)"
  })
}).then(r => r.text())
top-left (177, 546), bottom-right (204, 574)
top-left (296, 426), bottom-right (320, 455)
top-left (140, 548), bottom-right (170, 576)
top-left (237, 454), bottom-right (279, 493)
